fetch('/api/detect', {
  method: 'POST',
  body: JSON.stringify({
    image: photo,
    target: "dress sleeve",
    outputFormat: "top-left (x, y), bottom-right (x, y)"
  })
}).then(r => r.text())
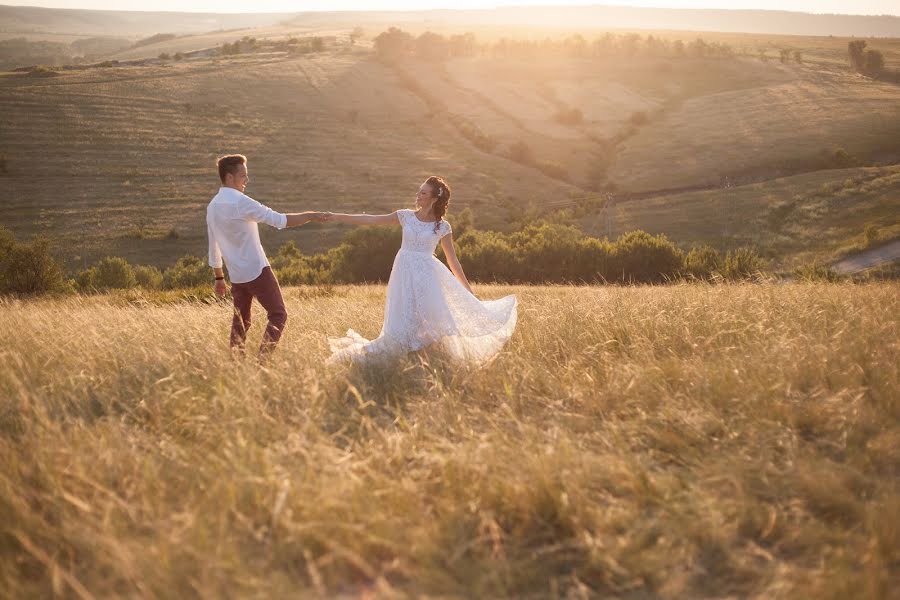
top-left (440, 220), bottom-right (452, 237)
top-left (396, 209), bottom-right (408, 226)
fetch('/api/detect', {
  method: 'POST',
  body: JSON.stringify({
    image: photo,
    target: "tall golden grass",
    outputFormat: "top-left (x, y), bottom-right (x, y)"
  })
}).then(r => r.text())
top-left (1, 283), bottom-right (898, 598)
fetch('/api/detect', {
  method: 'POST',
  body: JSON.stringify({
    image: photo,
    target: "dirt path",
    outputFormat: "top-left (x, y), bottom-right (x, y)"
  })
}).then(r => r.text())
top-left (831, 239), bottom-right (900, 274)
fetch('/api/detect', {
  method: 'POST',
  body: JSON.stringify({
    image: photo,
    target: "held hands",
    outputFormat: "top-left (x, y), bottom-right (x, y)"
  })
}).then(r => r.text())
top-left (305, 212), bottom-right (334, 223)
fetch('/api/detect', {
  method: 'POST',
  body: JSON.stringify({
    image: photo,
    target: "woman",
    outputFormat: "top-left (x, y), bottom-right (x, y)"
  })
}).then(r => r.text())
top-left (323, 176), bottom-right (517, 364)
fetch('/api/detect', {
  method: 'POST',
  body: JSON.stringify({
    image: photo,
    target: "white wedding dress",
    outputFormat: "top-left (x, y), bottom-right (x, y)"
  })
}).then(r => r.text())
top-left (328, 209), bottom-right (517, 364)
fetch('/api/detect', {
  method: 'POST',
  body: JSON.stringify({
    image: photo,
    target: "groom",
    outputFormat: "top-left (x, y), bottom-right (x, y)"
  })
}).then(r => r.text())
top-left (207, 154), bottom-right (322, 359)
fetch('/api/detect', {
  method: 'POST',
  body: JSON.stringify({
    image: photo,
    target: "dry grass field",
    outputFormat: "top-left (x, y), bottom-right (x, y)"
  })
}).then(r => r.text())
top-left (1, 283), bottom-right (897, 598)
top-left (2, 24), bottom-right (900, 272)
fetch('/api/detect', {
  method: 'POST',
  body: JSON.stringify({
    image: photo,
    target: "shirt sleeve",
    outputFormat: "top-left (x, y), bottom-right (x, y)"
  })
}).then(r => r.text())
top-left (207, 221), bottom-right (223, 268)
top-left (236, 194), bottom-right (288, 230)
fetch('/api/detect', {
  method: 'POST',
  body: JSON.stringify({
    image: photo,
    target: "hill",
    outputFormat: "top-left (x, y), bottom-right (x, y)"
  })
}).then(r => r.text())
top-left (1, 20), bottom-right (899, 272)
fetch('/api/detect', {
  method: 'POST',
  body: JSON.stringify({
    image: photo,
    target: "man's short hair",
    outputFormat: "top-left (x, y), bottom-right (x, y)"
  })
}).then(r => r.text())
top-left (217, 154), bottom-right (247, 183)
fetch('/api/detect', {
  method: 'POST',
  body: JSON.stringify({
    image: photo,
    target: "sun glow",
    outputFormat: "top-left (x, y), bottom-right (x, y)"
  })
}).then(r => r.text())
top-left (4, 0), bottom-right (899, 16)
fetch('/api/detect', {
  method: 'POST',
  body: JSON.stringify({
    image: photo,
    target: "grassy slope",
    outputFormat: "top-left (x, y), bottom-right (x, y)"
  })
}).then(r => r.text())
top-left (0, 50), bottom-right (575, 269)
top-left (2, 29), bottom-right (899, 271)
top-left (0, 284), bottom-right (897, 597)
top-left (581, 164), bottom-right (900, 267)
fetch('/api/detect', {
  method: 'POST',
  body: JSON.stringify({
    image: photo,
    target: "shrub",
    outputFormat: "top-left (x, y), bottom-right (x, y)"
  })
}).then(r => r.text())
top-left (508, 140), bottom-right (535, 166)
top-left (95, 256), bottom-right (137, 289)
top-left (158, 52), bottom-right (171, 60)
top-left (0, 237), bottom-right (66, 294)
top-left (329, 227), bottom-right (402, 283)
top-left (75, 267), bottom-right (97, 292)
top-left (611, 230), bottom-right (684, 283)
top-left (864, 49), bottom-right (885, 73)
top-left (162, 256), bottom-right (210, 289)
top-left (373, 27), bottom-right (413, 61)
top-left (723, 247), bottom-right (765, 280)
top-left (131, 267), bottom-right (161, 290)
top-left (0, 226), bottom-right (13, 261)
top-left (794, 263), bottom-right (841, 282)
top-left (864, 224), bottom-right (880, 247)
top-left (683, 244), bottom-right (723, 279)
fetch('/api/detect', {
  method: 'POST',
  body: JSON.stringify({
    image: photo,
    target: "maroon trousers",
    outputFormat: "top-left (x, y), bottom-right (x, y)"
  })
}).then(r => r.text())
top-left (230, 267), bottom-right (287, 357)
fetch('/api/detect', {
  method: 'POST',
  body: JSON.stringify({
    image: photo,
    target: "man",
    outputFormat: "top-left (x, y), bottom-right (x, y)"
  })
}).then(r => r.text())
top-left (207, 154), bottom-right (321, 359)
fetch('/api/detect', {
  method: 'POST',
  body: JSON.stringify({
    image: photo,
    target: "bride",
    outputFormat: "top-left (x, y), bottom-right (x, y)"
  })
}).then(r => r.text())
top-left (323, 176), bottom-right (517, 364)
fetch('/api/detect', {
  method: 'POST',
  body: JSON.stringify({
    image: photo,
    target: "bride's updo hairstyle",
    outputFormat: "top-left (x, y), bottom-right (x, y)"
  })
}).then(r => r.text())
top-left (426, 175), bottom-right (451, 233)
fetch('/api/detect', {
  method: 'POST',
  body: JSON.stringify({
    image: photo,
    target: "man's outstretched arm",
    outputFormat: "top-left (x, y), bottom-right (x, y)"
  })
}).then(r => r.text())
top-left (285, 212), bottom-right (324, 228)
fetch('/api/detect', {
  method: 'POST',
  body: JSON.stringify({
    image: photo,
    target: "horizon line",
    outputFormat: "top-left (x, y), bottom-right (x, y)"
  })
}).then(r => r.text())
top-left (1, 3), bottom-right (898, 19)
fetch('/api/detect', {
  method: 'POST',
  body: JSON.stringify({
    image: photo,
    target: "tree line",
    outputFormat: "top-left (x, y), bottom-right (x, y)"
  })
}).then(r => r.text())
top-left (373, 28), bottom-right (738, 62)
top-left (0, 222), bottom-right (773, 297)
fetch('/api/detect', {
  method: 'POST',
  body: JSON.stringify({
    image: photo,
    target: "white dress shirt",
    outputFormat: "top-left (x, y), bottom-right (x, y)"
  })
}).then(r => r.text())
top-left (207, 187), bottom-right (288, 284)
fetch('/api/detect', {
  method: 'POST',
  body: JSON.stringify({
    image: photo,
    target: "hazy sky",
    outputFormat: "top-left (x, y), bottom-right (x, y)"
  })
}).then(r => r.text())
top-left (6, 1), bottom-right (900, 16)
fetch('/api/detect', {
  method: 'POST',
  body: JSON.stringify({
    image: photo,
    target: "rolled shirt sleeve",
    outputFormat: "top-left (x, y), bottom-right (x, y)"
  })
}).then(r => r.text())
top-left (237, 194), bottom-right (288, 230)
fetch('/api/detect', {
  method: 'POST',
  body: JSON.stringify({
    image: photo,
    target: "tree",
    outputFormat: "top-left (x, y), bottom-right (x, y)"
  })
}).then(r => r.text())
top-left (793, 50), bottom-right (803, 64)
top-left (373, 27), bottom-right (414, 61)
top-left (848, 39), bottom-right (867, 70)
top-left (864, 49), bottom-right (885, 73)
top-left (0, 237), bottom-right (66, 294)
top-left (415, 31), bottom-right (449, 62)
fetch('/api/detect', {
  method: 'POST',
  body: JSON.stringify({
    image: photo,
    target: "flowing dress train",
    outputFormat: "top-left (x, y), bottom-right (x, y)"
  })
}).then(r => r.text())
top-left (328, 209), bottom-right (517, 364)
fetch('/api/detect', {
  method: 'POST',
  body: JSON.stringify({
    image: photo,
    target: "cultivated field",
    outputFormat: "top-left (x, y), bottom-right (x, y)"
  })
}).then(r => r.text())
top-left (2, 25), bottom-right (899, 272)
top-left (1, 283), bottom-right (898, 598)
top-left (598, 164), bottom-right (900, 266)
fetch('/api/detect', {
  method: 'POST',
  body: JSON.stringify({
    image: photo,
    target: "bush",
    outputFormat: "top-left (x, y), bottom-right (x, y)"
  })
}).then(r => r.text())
top-left (723, 247), bottom-right (765, 280)
top-left (0, 237), bottom-right (67, 294)
top-left (95, 256), bottom-right (137, 289)
top-left (0, 226), bottom-right (14, 261)
top-left (794, 263), bottom-right (841, 282)
top-left (329, 227), bottom-right (402, 283)
top-left (508, 140), bottom-right (535, 166)
top-left (683, 244), bottom-right (723, 280)
top-left (75, 267), bottom-right (97, 292)
top-left (864, 224), bottom-right (880, 247)
top-left (611, 230), bottom-right (684, 283)
top-left (373, 27), bottom-right (414, 61)
top-left (133, 265), bottom-right (163, 289)
top-left (162, 256), bottom-right (210, 289)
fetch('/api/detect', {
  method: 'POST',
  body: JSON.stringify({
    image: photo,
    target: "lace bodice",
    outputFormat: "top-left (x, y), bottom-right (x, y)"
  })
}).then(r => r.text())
top-left (398, 209), bottom-right (451, 254)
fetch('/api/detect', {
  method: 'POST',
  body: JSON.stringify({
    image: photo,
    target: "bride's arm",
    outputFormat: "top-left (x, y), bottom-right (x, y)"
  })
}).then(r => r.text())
top-left (440, 234), bottom-right (475, 295)
top-left (323, 212), bottom-right (399, 226)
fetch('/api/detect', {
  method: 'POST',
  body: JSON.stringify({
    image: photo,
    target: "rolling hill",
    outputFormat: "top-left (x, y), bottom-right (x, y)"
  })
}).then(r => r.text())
top-left (1, 9), bottom-right (899, 272)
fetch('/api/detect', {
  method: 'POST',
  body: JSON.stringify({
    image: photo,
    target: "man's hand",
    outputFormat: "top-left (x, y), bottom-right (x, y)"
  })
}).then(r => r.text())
top-left (214, 279), bottom-right (227, 297)
top-left (286, 211), bottom-right (327, 227)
